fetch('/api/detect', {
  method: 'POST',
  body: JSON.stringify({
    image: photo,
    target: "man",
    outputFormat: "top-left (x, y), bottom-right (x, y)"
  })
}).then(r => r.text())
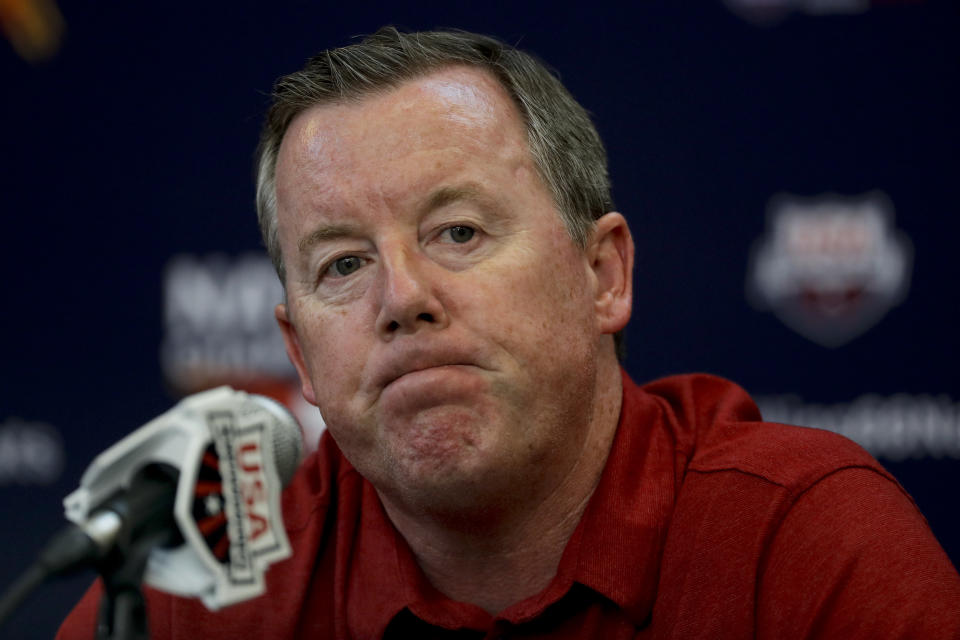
top-left (59, 27), bottom-right (960, 638)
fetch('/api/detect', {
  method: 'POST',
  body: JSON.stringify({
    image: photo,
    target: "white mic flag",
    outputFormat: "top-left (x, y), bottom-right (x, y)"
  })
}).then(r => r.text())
top-left (63, 387), bottom-right (303, 610)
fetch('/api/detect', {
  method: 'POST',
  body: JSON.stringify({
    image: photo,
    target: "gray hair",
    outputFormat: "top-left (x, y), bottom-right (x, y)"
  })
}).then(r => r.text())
top-left (256, 26), bottom-right (623, 355)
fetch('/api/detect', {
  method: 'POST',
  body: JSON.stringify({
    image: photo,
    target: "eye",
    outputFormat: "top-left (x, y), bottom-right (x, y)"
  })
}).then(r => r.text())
top-left (443, 225), bottom-right (476, 243)
top-left (326, 255), bottom-right (364, 277)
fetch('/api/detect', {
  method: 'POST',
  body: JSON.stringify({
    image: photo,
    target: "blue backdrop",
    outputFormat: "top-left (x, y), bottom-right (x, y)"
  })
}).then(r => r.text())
top-left (1, 1), bottom-right (957, 637)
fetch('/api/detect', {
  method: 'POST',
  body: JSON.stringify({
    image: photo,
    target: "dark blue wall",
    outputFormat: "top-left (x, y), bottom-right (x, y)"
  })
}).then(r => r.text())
top-left (1, 2), bottom-right (957, 637)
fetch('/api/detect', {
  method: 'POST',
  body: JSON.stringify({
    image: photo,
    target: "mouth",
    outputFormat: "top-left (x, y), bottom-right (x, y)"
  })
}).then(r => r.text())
top-left (374, 362), bottom-right (488, 414)
top-left (385, 363), bottom-right (476, 388)
top-left (373, 348), bottom-right (483, 393)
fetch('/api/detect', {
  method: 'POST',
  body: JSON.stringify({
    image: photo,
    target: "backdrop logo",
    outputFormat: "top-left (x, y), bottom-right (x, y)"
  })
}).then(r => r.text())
top-left (161, 252), bottom-right (327, 451)
top-left (723, 0), bottom-right (869, 26)
top-left (161, 253), bottom-right (292, 391)
top-left (0, 418), bottom-right (64, 485)
top-left (747, 191), bottom-right (912, 347)
top-left (757, 392), bottom-right (960, 461)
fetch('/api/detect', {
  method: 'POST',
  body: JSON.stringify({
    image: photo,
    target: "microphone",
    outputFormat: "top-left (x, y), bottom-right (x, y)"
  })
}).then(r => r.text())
top-left (0, 387), bottom-right (304, 627)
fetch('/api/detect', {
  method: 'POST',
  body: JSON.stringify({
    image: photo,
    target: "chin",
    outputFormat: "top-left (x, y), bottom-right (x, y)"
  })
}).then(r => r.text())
top-left (380, 414), bottom-right (512, 502)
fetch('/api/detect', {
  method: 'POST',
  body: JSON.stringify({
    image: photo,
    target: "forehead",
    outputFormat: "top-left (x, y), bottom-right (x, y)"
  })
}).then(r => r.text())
top-left (273, 66), bottom-right (535, 209)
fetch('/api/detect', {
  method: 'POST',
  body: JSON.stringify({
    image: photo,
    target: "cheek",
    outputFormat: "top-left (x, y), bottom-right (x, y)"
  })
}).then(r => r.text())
top-left (466, 240), bottom-right (595, 358)
top-left (293, 304), bottom-right (367, 409)
top-left (514, 244), bottom-right (591, 325)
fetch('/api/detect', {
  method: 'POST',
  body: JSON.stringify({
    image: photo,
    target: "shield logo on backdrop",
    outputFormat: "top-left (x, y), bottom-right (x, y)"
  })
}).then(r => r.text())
top-left (746, 191), bottom-right (913, 348)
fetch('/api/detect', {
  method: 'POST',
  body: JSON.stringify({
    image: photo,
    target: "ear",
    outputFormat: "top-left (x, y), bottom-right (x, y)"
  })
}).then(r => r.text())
top-left (586, 212), bottom-right (634, 335)
top-left (275, 303), bottom-right (318, 406)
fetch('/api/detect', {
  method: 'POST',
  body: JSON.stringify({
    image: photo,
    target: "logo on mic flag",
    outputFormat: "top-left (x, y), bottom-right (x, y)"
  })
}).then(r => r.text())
top-left (207, 409), bottom-right (290, 590)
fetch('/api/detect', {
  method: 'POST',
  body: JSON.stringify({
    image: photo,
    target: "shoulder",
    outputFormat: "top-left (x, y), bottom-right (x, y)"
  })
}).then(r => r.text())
top-left (632, 372), bottom-right (891, 494)
top-left (757, 459), bottom-right (960, 636)
top-left (632, 373), bottom-right (960, 636)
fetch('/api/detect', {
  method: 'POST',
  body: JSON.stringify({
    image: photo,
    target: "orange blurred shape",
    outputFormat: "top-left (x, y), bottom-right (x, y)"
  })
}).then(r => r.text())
top-left (0, 0), bottom-right (64, 62)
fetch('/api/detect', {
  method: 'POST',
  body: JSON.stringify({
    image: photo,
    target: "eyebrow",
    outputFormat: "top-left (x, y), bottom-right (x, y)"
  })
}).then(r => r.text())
top-left (297, 224), bottom-right (360, 254)
top-left (422, 184), bottom-right (496, 214)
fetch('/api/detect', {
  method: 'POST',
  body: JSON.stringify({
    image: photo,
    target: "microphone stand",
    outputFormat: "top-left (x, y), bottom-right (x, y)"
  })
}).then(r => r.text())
top-left (0, 465), bottom-right (178, 638)
top-left (93, 464), bottom-right (181, 640)
top-left (96, 528), bottom-right (175, 640)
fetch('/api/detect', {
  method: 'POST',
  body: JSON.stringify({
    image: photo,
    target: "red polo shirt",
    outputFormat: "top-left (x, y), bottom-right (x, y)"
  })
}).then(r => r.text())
top-left (57, 372), bottom-right (960, 638)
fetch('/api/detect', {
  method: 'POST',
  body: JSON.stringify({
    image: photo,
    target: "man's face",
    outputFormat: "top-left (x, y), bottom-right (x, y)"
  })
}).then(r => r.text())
top-left (274, 67), bottom-right (612, 512)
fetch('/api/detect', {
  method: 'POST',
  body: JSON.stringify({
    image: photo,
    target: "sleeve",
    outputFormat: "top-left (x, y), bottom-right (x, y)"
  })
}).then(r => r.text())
top-left (757, 466), bottom-right (960, 639)
top-left (55, 579), bottom-right (101, 640)
top-left (56, 579), bottom-right (179, 640)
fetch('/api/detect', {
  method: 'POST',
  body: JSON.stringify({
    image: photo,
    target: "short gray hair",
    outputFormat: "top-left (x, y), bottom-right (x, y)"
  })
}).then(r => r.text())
top-left (256, 26), bottom-right (622, 355)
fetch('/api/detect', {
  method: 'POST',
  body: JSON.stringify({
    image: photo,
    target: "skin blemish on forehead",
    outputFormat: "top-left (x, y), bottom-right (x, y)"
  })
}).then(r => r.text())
top-left (412, 71), bottom-right (501, 127)
top-left (288, 115), bottom-right (346, 171)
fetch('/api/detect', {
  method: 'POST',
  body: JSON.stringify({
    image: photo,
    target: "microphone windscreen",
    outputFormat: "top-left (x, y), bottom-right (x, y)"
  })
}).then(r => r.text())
top-left (249, 394), bottom-right (304, 486)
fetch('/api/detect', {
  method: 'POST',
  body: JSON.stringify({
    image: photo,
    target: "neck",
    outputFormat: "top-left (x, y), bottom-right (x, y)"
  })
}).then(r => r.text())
top-left (379, 360), bottom-right (623, 614)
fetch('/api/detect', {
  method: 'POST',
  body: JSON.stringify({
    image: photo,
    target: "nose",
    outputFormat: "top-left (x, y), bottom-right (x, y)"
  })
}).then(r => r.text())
top-left (374, 246), bottom-right (448, 339)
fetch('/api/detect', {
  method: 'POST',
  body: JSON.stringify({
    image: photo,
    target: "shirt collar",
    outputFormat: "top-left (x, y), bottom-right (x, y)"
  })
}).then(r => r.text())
top-left (566, 369), bottom-right (676, 626)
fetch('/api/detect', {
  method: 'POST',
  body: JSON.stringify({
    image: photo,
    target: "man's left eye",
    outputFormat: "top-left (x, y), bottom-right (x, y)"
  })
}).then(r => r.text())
top-left (443, 225), bottom-right (475, 243)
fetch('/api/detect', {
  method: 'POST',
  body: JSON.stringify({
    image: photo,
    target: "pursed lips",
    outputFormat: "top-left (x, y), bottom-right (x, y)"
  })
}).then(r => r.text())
top-left (373, 350), bottom-right (482, 393)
